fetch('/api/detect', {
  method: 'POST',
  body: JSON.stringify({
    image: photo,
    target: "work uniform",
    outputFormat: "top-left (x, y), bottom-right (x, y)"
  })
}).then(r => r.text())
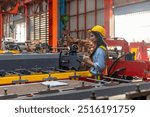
top-left (90, 46), bottom-right (107, 79)
top-left (88, 25), bottom-right (107, 79)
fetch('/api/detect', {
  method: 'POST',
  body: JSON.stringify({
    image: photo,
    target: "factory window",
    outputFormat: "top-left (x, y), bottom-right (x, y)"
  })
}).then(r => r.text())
top-left (115, 11), bottom-right (150, 42)
top-left (15, 22), bottom-right (26, 42)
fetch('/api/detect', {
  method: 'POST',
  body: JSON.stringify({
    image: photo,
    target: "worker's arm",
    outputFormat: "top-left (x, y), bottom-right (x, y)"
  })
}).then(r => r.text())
top-left (83, 48), bottom-right (106, 71)
top-left (94, 48), bottom-right (106, 71)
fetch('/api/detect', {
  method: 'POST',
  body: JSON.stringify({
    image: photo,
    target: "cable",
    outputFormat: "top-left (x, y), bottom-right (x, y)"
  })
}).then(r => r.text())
top-left (108, 52), bottom-right (129, 76)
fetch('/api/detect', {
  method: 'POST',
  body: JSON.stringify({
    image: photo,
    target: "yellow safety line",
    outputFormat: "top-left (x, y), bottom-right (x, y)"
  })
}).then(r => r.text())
top-left (0, 71), bottom-right (92, 85)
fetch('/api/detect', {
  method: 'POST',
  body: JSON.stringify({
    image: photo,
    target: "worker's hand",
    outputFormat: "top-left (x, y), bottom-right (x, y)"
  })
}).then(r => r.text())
top-left (82, 55), bottom-right (94, 67)
top-left (81, 62), bottom-right (86, 67)
top-left (83, 55), bottom-right (90, 62)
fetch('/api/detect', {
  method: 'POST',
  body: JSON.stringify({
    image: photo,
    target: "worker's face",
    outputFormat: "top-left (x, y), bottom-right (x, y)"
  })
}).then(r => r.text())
top-left (89, 33), bottom-right (97, 44)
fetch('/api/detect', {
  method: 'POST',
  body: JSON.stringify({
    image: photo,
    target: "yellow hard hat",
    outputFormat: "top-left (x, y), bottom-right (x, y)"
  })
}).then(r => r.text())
top-left (89, 25), bottom-right (106, 37)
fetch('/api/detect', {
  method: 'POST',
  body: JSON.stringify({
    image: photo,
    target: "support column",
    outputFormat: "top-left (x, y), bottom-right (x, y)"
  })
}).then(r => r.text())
top-left (84, 0), bottom-right (87, 38)
top-left (76, 0), bottom-right (79, 38)
top-left (104, 0), bottom-right (114, 39)
top-left (59, 0), bottom-right (66, 38)
top-left (25, 5), bottom-right (29, 41)
top-left (49, 0), bottom-right (58, 51)
top-left (0, 13), bottom-right (3, 48)
top-left (95, 0), bottom-right (97, 25)
top-left (68, 0), bottom-right (70, 32)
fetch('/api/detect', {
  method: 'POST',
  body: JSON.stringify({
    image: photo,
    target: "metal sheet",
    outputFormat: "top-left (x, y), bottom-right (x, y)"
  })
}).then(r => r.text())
top-left (86, 0), bottom-right (95, 12)
top-left (70, 0), bottom-right (76, 15)
top-left (17, 82), bottom-right (150, 100)
top-left (86, 12), bottom-right (95, 29)
top-left (79, 0), bottom-right (84, 14)
top-left (97, 0), bottom-right (104, 9)
top-left (97, 10), bottom-right (104, 25)
top-left (0, 80), bottom-right (95, 96)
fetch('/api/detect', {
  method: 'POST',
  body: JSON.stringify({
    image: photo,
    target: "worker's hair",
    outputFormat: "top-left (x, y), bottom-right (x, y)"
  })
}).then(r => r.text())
top-left (90, 31), bottom-right (107, 59)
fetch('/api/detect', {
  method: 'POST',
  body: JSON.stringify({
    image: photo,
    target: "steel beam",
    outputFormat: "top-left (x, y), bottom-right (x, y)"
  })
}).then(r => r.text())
top-left (104, 0), bottom-right (114, 39)
top-left (68, 0), bottom-right (70, 32)
top-left (25, 5), bottom-right (29, 41)
top-left (16, 82), bottom-right (150, 100)
top-left (84, 0), bottom-right (87, 38)
top-left (0, 13), bottom-right (2, 49)
top-left (94, 0), bottom-right (97, 25)
top-left (48, 0), bottom-right (58, 52)
top-left (76, 0), bottom-right (79, 38)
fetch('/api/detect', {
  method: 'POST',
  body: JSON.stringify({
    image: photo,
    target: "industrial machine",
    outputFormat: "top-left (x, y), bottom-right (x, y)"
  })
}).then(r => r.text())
top-left (0, 37), bottom-right (149, 100)
top-left (0, 44), bottom-right (88, 85)
top-left (106, 38), bottom-right (150, 61)
top-left (0, 42), bottom-right (149, 100)
top-left (105, 39), bottom-right (150, 82)
top-left (0, 1), bottom-right (150, 100)
top-left (130, 40), bottom-right (150, 61)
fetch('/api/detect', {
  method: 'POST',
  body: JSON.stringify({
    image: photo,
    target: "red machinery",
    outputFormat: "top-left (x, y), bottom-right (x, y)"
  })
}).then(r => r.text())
top-left (107, 59), bottom-right (150, 81)
top-left (106, 38), bottom-right (129, 53)
top-left (106, 39), bottom-right (150, 61)
top-left (106, 39), bottom-right (150, 81)
top-left (130, 40), bottom-right (150, 61)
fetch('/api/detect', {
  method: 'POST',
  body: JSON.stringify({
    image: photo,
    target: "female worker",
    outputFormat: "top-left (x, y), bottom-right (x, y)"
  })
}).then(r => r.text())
top-left (83, 25), bottom-right (107, 78)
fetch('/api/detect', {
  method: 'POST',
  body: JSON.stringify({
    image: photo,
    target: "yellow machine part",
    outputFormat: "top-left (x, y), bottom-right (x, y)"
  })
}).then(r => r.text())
top-left (21, 74), bottom-right (49, 82)
top-left (9, 50), bottom-right (20, 54)
top-left (0, 76), bottom-right (20, 85)
top-left (130, 48), bottom-right (138, 60)
top-left (0, 71), bottom-right (92, 85)
top-left (0, 50), bottom-right (20, 54)
top-left (0, 50), bottom-right (4, 54)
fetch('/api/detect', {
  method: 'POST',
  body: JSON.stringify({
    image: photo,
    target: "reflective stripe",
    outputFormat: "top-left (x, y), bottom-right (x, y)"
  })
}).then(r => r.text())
top-left (99, 45), bottom-right (106, 51)
top-left (99, 45), bottom-right (108, 75)
top-left (94, 75), bottom-right (101, 80)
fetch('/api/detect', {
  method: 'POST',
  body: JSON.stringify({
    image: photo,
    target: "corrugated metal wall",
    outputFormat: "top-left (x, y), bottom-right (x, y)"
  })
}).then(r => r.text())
top-left (4, 0), bottom-right (49, 42)
top-left (66, 0), bottom-right (104, 39)
top-left (28, 1), bottom-right (49, 42)
top-left (29, 13), bottom-right (49, 41)
top-left (3, 0), bottom-right (49, 43)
